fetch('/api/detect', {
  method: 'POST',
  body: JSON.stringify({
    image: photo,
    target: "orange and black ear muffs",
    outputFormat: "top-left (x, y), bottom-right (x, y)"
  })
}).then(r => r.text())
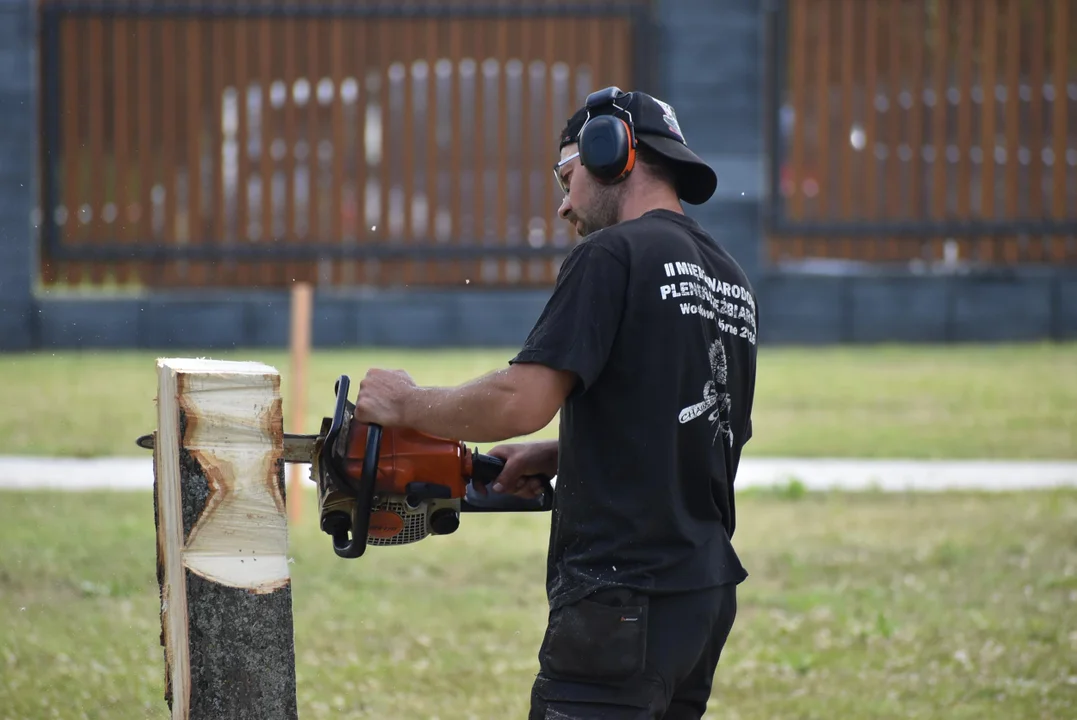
top-left (577, 87), bottom-right (637, 185)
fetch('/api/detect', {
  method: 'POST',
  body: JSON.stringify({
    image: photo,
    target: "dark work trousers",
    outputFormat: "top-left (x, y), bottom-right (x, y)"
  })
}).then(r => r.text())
top-left (528, 582), bottom-right (738, 720)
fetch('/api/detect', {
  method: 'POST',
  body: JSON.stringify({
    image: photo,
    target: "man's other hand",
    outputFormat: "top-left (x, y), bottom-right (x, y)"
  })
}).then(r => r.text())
top-left (481, 442), bottom-right (557, 499)
top-left (355, 368), bottom-right (416, 427)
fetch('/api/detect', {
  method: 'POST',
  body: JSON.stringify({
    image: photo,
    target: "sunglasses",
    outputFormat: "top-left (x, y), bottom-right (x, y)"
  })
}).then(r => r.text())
top-left (553, 151), bottom-right (580, 195)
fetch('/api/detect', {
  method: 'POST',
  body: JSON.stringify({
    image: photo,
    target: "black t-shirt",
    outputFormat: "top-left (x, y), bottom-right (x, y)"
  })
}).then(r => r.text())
top-left (511, 209), bottom-right (757, 611)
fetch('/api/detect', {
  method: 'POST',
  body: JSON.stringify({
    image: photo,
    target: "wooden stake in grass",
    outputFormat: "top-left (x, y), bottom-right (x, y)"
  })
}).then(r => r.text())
top-left (288, 282), bottom-right (313, 524)
top-left (152, 358), bottom-right (299, 720)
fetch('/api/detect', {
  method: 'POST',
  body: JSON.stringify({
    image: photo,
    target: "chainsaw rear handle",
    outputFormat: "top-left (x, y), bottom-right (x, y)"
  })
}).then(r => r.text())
top-left (464, 449), bottom-right (554, 512)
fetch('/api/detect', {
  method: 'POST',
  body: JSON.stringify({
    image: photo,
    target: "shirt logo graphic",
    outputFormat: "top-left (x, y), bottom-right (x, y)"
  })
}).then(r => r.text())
top-left (678, 338), bottom-right (733, 447)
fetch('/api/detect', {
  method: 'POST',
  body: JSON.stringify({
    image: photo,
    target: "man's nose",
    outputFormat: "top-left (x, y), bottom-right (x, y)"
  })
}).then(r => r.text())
top-left (558, 196), bottom-right (572, 221)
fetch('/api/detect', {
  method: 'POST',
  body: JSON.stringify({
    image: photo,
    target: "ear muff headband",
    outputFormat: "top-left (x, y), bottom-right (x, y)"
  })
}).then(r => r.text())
top-left (577, 87), bottom-right (637, 185)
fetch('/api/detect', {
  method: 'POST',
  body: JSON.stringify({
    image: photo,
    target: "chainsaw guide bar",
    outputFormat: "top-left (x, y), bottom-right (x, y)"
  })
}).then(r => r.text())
top-left (136, 432), bottom-right (320, 464)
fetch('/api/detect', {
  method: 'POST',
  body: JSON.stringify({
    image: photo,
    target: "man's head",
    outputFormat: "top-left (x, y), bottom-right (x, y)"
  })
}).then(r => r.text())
top-left (553, 88), bottom-right (717, 236)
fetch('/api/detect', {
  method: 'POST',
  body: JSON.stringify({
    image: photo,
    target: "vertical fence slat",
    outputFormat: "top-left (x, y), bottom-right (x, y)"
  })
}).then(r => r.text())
top-left (208, 20), bottom-right (226, 284)
top-left (401, 20), bottom-right (417, 287)
top-left (812, 0), bottom-right (831, 259)
top-left (470, 20), bottom-right (488, 286)
top-left (543, 17), bottom-right (560, 281)
top-left (536, 17), bottom-right (554, 284)
top-left (235, 18), bottom-right (253, 286)
top-left (509, 17), bottom-right (524, 283)
top-left (495, 16), bottom-right (510, 285)
top-left (979, 0), bottom-right (999, 264)
top-left (561, 17), bottom-right (581, 262)
top-left (786, 0), bottom-right (807, 262)
top-left (377, 18), bottom-right (393, 287)
top-left (1028, 2), bottom-right (1046, 261)
top-left (448, 18), bottom-right (464, 285)
top-left (111, 17), bottom-right (131, 285)
top-left (1050, 0), bottom-right (1069, 262)
top-left (61, 18), bottom-right (80, 286)
top-left (884, 0), bottom-right (902, 262)
top-left (907, 0), bottom-right (926, 260)
top-left (517, 17), bottom-right (533, 286)
top-left (281, 16), bottom-right (297, 284)
top-left (330, 19), bottom-right (345, 287)
top-left (88, 17), bottom-right (106, 285)
top-left (1003, 0), bottom-right (1021, 264)
top-left (863, 0), bottom-right (879, 261)
top-left (930, 0), bottom-right (950, 263)
top-left (425, 17), bottom-right (440, 285)
top-left (354, 16), bottom-right (372, 286)
top-left (954, 0), bottom-right (974, 264)
top-left (311, 17), bottom-right (326, 285)
top-left (159, 19), bottom-right (178, 287)
top-left (257, 16), bottom-right (273, 287)
top-left (838, 0), bottom-right (854, 261)
top-left (136, 20), bottom-right (153, 286)
top-left (185, 19), bottom-right (205, 286)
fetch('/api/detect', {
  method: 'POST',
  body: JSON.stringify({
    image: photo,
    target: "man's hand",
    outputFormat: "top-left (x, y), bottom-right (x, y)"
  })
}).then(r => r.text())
top-left (354, 369), bottom-right (417, 427)
top-left (478, 440), bottom-right (559, 500)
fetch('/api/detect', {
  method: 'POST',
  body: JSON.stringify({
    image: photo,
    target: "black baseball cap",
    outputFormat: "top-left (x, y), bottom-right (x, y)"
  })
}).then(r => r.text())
top-left (558, 88), bottom-right (718, 205)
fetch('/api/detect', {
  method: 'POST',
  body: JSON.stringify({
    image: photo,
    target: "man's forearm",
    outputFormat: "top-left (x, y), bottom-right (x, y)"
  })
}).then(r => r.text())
top-left (400, 369), bottom-right (546, 442)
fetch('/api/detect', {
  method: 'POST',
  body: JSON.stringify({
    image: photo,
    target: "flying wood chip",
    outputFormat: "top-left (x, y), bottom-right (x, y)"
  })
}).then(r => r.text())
top-left (152, 358), bottom-right (299, 720)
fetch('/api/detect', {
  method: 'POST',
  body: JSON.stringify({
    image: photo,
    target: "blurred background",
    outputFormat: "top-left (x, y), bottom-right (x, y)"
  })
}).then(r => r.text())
top-left (1, 0), bottom-right (1074, 347)
top-left (0, 1), bottom-right (1075, 719)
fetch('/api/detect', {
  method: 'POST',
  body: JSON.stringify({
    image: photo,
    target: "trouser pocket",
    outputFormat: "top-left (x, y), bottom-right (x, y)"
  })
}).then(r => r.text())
top-left (539, 588), bottom-right (649, 682)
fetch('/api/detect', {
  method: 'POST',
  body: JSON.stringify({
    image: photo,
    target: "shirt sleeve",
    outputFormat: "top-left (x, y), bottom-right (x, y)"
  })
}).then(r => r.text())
top-left (509, 238), bottom-right (629, 392)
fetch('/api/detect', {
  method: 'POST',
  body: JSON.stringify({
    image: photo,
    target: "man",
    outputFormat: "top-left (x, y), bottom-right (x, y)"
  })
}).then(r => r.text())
top-left (355, 87), bottom-right (758, 719)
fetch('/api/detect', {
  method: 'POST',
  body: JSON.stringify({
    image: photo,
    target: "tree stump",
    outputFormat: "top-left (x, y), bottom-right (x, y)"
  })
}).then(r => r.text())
top-left (152, 358), bottom-right (299, 719)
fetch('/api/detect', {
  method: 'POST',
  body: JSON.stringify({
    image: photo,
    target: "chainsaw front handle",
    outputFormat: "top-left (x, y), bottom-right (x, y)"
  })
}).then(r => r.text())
top-left (320, 374), bottom-right (382, 559)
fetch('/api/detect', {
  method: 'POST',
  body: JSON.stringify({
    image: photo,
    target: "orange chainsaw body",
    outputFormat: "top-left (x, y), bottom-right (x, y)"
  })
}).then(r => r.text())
top-left (312, 374), bottom-right (551, 559)
top-left (340, 422), bottom-right (476, 500)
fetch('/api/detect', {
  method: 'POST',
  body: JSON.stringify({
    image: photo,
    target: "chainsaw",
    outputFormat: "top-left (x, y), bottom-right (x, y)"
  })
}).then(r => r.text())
top-left (136, 374), bottom-right (553, 559)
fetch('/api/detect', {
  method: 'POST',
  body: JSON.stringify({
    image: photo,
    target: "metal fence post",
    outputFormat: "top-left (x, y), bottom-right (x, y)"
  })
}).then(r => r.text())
top-left (0, 0), bottom-right (36, 350)
top-left (651, 0), bottom-right (766, 289)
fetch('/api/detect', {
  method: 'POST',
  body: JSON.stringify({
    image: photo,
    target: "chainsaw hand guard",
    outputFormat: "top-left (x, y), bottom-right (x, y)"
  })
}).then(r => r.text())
top-left (317, 374), bottom-right (381, 559)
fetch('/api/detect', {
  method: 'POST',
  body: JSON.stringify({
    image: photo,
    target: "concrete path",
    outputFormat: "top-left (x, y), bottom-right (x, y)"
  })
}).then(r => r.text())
top-left (1, 455), bottom-right (1075, 492)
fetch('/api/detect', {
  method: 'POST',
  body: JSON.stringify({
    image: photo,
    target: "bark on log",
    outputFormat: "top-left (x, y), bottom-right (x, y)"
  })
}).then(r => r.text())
top-left (152, 358), bottom-right (299, 720)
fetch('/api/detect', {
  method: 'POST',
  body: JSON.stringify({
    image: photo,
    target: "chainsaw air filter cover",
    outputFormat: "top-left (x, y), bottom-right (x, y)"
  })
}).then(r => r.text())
top-left (365, 496), bottom-right (461, 546)
top-left (366, 496), bottom-right (429, 546)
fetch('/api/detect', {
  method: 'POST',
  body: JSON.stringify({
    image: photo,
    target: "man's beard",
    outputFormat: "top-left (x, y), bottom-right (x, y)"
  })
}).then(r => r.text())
top-left (575, 182), bottom-right (626, 236)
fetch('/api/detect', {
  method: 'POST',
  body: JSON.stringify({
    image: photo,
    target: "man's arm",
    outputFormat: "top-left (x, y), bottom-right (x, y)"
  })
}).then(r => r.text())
top-left (354, 361), bottom-right (576, 443)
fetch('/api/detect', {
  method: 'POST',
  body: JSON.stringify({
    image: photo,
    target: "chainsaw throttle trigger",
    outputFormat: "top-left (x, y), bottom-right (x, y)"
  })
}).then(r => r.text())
top-left (469, 453), bottom-right (505, 486)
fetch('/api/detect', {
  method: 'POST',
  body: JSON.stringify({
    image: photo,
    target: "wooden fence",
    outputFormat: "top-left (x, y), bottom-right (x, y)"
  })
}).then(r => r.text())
top-left (38, 0), bottom-right (1077, 290)
top-left (36, 1), bottom-right (644, 289)
top-left (770, 0), bottom-right (1077, 267)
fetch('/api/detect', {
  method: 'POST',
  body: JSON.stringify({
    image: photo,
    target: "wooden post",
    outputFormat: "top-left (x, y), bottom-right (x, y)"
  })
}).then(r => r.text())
top-left (152, 358), bottom-right (299, 720)
top-left (288, 282), bottom-right (313, 523)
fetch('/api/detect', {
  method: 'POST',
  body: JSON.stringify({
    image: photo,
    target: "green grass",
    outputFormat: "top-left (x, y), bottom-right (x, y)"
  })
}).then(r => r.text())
top-left (1, 487), bottom-right (1075, 719)
top-left (0, 343), bottom-right (1074, 459)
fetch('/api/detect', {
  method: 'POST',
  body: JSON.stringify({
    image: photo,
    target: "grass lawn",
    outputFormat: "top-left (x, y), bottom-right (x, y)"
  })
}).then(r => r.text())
top-left (0, 342), bottom-right (1074, 459)
top-left (1, 486), bottom-right (1075, 719)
